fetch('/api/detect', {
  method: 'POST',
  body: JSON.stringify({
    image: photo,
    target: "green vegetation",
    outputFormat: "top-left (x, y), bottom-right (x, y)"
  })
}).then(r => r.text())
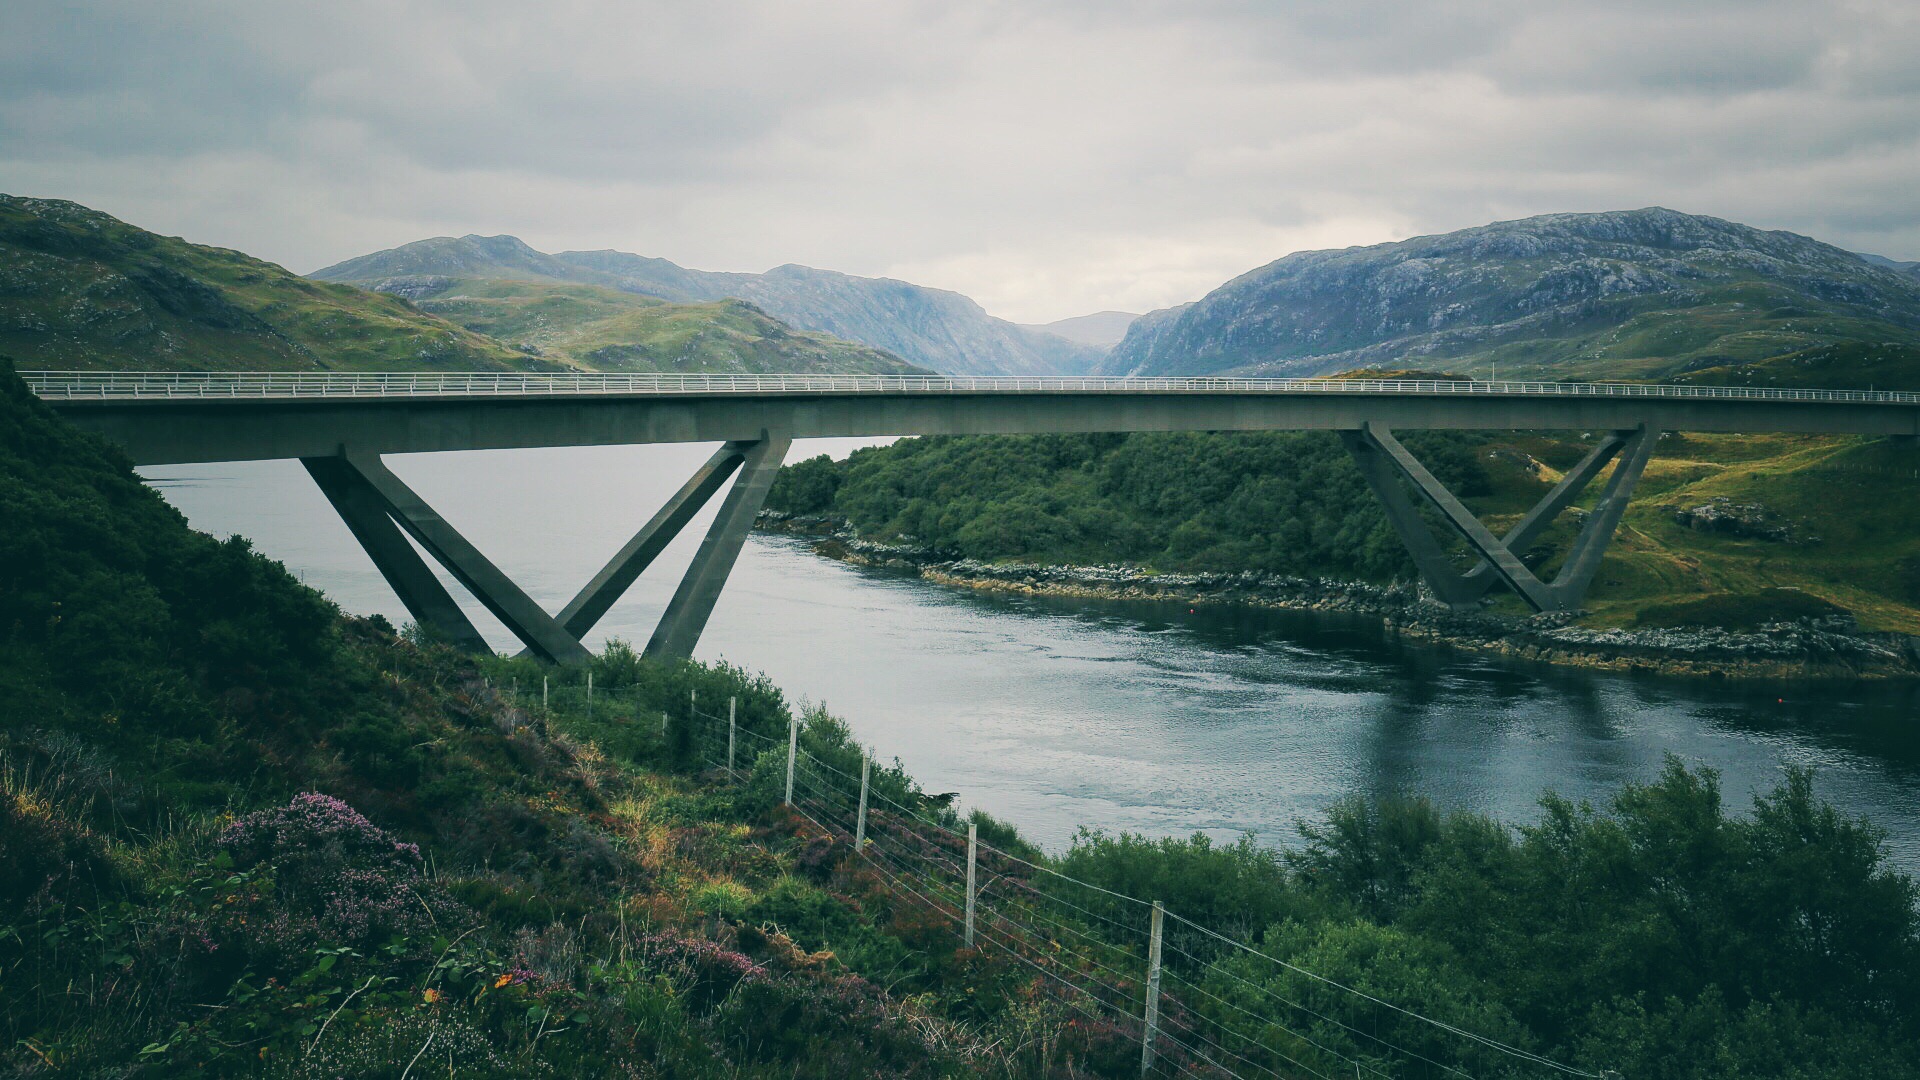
top-left (772, 431), bottom-right (1489, 578)
top-left (400, 277), bottom-right (924, 374)
top-left (0, 196), bottom-right (533, 372)
top-left (5, 353), bottom-right (1919, 1076)
top-left (770, 427), bottom-right (1920, 632)
top-left (0, 196), bottom-right (920, 376)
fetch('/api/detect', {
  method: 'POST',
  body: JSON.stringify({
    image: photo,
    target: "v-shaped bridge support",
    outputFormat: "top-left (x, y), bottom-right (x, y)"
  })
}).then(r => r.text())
top-left (1339, 422), bottom-right (1659, 613)
top-left (301, 434), bottom-right (790, 663)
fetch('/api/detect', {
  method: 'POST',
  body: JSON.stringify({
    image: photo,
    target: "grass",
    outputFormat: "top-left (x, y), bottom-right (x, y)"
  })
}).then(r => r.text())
top-left (1457, 431), bottom-right (1920, 631)
top-left (410, 277), bottom-right (924, 374)
top-left (0, 195), bottom-right (537, 373)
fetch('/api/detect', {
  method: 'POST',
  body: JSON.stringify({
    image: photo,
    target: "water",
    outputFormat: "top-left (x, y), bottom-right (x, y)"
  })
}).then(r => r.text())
top-left (141, 443), bottom-right (1920, 867)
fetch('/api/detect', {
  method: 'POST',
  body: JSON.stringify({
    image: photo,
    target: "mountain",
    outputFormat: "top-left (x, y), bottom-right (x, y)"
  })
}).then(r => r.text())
top-left (388, 276), bottom-right (922, 374)
top-left (1857, 252), bottom-right (1920, 277)
top-left (1018, 310), bottom-right (1139, 349)
top-left (0, 195), bottom-right (535, 372)
top-left (314, 236), bottom-right (1106, 376)
top-left (0, 197), bottom-right (917, 375)
top-left (1102, 208), bottom-right (1920, 386)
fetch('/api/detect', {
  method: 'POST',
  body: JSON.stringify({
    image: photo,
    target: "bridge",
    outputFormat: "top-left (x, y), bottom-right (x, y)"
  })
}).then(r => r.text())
top-left (28, 370), bottom-right (1920, 664)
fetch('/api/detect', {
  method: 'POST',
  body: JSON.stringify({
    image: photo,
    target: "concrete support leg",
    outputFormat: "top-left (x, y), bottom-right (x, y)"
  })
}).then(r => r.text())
top-left (1460, 432), bottom-right (1630, 599)
top-left (554, 441), bottom-right (756, 639)
top-left (302, 455), bottom-right (490, 653)
top-left (327, 451), bottom-right (591, 663)
top-left (1337, 430), bottom-right (1482, 607)
top-left (1342, 424), bottom-right (1660, 613)
top-left (645, 432), bottom-right (792, 660)
top-left (1549, 426), bottom-right (1659, 604)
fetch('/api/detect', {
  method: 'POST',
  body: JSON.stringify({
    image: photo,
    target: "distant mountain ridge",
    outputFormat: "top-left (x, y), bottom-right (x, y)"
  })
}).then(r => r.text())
top-left (314, 237), bottom-right (1104, 376)
top-left (1102, 208), bottom-right (1920, 385)
top-left (1858, 252), bottom-right (1920, 279)
top-left (1018, 310), bottom-right (1139, 349)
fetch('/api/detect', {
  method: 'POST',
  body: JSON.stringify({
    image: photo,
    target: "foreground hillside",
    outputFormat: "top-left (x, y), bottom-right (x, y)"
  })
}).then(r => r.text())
top-left (1103, 208), bottom-right (1920, 387)
top-left (6, 356), bottom-right (1919, 1077)
top-left (313, 234), bottom-right (1103, 376)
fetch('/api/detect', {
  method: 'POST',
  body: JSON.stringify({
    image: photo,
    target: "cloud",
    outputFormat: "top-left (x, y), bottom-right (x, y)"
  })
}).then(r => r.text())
top-left (4, 0), bottom-right (1920, 322)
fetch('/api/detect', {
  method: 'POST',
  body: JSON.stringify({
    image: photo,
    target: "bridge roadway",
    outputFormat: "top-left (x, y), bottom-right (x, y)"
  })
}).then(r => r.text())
top-left (27, 371), bottom-right (1920, 664)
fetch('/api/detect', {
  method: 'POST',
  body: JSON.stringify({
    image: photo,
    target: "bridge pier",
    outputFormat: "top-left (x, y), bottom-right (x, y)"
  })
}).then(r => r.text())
top-left (1342, 423), bottom-right (1659, 613)
top-left (301, 433), bottom-right (790, 664)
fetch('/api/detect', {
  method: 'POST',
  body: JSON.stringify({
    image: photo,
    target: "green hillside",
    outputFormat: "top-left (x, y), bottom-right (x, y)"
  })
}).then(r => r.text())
top-left (0, 196), bottom-right (533, 372)
top-left (4, 356), bottom-right (1918, 1076)
top-left (391, 276), bottom-right (924, 374)
top-left (769, 424), bottom-right (1920, 634)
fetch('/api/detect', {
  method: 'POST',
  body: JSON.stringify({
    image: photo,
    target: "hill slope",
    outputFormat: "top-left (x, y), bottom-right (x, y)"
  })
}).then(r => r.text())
top-left (1, 197), bottom-right (920, 376)
top-left (315, 235), bottom-right (1105, 376)
top-left (0, 196), bottom-right (537, 372)
top-left (1102, 208), bottom-right (1920, 386)
top-left (343, 276), bottom-right (924, 374)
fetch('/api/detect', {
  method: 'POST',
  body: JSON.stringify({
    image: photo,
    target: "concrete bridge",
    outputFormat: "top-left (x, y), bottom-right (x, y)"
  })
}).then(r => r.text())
top-left (27, 370), bottom-right (1920, 664)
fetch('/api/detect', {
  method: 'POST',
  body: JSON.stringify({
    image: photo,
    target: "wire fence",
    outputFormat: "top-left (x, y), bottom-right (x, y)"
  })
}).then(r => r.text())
top-left (654, 694), bottom-right (1610, 1080)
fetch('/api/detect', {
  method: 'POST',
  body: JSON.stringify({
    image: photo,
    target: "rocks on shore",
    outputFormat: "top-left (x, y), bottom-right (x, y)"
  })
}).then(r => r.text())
top-left (755, 511), bottom-right (1917, 680)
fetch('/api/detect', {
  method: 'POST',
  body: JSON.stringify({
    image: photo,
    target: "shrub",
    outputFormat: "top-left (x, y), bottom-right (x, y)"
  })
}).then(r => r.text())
top-left (217, 792), bottom-right (464, 950)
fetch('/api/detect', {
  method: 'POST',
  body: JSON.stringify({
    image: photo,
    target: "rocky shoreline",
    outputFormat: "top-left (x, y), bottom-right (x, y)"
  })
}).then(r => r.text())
top-left (758, 512), bottom-right (1920, 682)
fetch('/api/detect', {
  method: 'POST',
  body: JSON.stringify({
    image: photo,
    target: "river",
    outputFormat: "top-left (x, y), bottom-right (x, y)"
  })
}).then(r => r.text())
top-left (141, 442), bottom-right (1920, 868)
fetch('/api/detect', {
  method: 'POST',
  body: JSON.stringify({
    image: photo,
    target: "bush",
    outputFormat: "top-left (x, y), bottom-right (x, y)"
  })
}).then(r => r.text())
top-left (217, 792), bottom-right (466, 950)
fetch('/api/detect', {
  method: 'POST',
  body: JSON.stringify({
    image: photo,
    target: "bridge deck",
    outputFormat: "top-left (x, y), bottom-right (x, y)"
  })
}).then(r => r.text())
top-left (25, 371), bottom-right (1920, 467)
top-left (22, 369), bottom-right (1920, 405)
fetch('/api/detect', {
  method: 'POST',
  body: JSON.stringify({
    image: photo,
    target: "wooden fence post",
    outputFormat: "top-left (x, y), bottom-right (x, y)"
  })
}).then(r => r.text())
top-left (855, 756), bottom-right (871, 847)
top-left (1141, 901), bottom-right (1164, 1077)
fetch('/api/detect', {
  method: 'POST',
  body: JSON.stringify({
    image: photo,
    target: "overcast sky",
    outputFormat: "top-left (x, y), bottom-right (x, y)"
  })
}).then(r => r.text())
top-left (5, 1), bottom-right (1920, 323)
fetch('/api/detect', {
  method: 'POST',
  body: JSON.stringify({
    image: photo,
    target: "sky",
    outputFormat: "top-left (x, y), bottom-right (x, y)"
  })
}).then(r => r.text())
top-left (5, 1), bottom-right (1920, 324)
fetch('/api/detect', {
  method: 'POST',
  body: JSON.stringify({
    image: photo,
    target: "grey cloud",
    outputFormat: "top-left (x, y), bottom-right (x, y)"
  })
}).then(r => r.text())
top-left (3, 0), bottom-right (1919, 322)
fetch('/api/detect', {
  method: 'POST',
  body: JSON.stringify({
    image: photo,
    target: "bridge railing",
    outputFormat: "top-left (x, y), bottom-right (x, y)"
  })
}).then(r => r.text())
top-left (20, 369), bottom-right (1920, 405)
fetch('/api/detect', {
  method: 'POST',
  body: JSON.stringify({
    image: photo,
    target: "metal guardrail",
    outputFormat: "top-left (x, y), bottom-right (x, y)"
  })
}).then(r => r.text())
top-left (20, 370), bottom-right (1920, 405)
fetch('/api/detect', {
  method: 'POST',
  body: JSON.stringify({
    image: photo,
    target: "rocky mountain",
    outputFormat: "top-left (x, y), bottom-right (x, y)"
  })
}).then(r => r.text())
top-left (1102, 208), bottom-right (1920, 387)
top-left (1017, 310), bottom-right (1139, 349)
top-left (314, 236), bottom-right (1105, 376)
top-left (0, 195), bottom-right (533, 372)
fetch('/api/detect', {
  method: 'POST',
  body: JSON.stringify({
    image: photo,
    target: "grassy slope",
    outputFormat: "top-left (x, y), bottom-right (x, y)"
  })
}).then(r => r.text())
top-left (1438, 431), bottom-right (1920, 632)
top-left (408, 277), bottom-right (925, 374)
top-left (1464, 285), bottom-right (1920, 384)
top-left (0, 196), bottom-right (537, 372)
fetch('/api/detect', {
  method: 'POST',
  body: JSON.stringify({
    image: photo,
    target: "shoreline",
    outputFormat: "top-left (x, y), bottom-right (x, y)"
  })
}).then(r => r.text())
top-left (758, 513), bottom-right (1920, 682)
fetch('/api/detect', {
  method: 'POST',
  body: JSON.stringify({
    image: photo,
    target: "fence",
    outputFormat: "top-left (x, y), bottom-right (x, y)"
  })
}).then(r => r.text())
top-left (651, 692), bottom-right (1608, 1080)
